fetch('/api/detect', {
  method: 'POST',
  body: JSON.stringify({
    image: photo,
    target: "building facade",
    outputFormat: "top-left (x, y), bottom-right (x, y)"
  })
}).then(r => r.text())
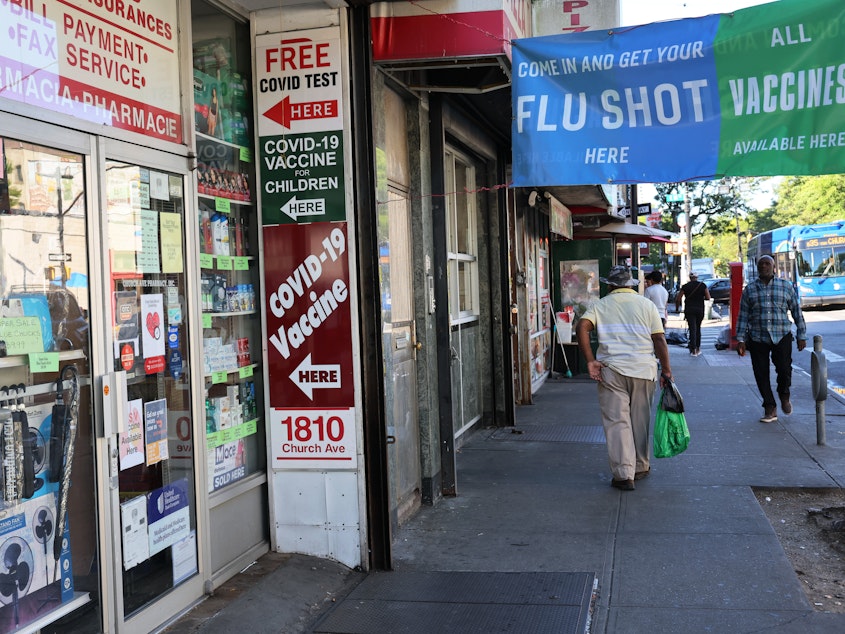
top-left (0, 1), bottom-right (622, 632)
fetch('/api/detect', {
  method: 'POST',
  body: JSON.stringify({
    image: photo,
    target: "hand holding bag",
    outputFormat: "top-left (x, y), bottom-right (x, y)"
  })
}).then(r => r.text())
top-left (654, 387), bottom-right (690, 458)
top-left (660, 374), bottom-right (684, 413)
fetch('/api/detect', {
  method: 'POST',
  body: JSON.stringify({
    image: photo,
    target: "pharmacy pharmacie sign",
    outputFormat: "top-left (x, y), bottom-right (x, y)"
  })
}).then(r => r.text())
top-left (0, 0), bottom-right (182, 142)
top-left (511, 0), bottom-right (845, 186)
top-left (256, 27), bottom-right (345, 224)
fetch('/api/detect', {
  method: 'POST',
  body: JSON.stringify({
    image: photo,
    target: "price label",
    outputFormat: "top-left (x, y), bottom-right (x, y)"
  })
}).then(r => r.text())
top-left (238, 365), bottom-right (254, 379)
top-left (233, 257), bottom-right (249, 271)
top-left (202, 313), bottom-right (212, 329)
top-left (200, 253), bottom-right (214, 269)
top-left (217, 255), bottom-right (233, 270)
top-left (271, 408), bottom-right (357, 469)
top-left (239, 147), bottom-right (252, 162)
top-left (211, 371), bottom-right (228, 384)
top-left (29, 352), bottom-right (59, 373)
top-left (215, 197), bottom-right (231, 214)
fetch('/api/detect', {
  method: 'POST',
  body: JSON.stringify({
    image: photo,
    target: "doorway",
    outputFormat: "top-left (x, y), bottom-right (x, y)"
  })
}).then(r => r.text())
top-left (378, 88), bottom-right (421, 528)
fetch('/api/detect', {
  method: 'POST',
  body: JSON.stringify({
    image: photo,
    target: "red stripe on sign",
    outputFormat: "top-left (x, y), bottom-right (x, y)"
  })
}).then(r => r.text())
top-left (371, 11), bottom-right (508, 61)
top-left (58, 77), bottom-right (182, 143)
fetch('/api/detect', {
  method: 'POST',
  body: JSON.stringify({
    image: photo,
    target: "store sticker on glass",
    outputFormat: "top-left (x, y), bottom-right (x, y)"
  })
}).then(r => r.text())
top-left (168, 325), bottom-right (180, 349)
top-left (169, 350), bottom-right (183, 379)
top-left (209, 440), bottom-right (246, 491)
top-left (120, 398), bottom-right (145, 471)
top-left (167, 305), bottom-right (182, 325)
top-left (145, 398), bottom-right (169, 466)
top-left (147, 479), bottom-right (190, 555)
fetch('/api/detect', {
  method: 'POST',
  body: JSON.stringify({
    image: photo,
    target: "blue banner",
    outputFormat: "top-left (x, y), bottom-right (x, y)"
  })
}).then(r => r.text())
top-left (511, 0), bottom-right (845, 186)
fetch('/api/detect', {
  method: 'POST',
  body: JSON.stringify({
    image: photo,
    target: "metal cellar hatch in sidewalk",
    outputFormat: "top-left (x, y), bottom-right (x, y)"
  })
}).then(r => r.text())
top-left (313, 571), bottom-right (596, 634)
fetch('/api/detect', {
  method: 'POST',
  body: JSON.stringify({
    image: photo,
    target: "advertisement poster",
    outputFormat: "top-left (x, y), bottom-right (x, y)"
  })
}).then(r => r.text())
top-left (270, 407), bottom-right (357, 470)
top-left (208, 439), bottom-right (246, 492)
top-left (113, 291), bottom-right (140, 360)
top-left (144, 398), bottom-right (169, 466)
top-left (120, 495), bottom-right (150, 570)
top-left (512, 0), bottom-right (845, 185)
top-left (263, 222), bottom-right (353, 408)
top-left (141, 293), bottom-right (165, 359)
top-left (120, 398), bottom-right (145, 470)
top-left (138, 209), bottom-right (161, 273)
top-left (160, 212), bottom-right (184, 273)
top-left (147, 480), bottom-right (191, 556)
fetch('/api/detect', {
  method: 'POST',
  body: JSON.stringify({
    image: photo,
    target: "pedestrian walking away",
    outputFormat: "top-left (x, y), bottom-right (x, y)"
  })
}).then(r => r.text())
top-left (675, 271), bottom-right (710, 356)
top-left (736, 254), bottom-right (806, 423)
top-left (644, 270), bottom-right (669, 328)
top-left (576, 266), bottom-right (672, 492)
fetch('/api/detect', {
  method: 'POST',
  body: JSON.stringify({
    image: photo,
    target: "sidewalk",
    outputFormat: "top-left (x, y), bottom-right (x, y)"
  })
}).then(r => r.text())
top-left (165, 316), bottom-right (845, 633)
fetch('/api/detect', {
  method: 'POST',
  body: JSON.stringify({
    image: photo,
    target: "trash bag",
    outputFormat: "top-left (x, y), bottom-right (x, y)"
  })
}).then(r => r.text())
top-left (715, 325), bottom-right (730, 350)
top-left (654, 393), bottom-right (690, 458)
top-left (660, 375), bottom-right (684, 413)
top-left (665, 328), bottom-right (689, 346)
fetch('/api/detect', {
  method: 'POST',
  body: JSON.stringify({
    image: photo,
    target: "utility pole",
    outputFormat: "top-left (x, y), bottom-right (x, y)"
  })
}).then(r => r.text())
top-left (682, 184), bottom-right (692, 283)
top-left (629, 184), bottom-right (638, 272)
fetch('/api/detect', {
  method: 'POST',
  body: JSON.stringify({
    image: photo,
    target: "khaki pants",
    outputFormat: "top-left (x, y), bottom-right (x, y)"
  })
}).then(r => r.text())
top-left (597, 366), bottom-right (656, 480)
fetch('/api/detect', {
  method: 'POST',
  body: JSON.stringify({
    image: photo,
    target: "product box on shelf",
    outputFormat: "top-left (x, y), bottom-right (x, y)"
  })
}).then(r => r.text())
top-left (0, 403), bottom-right (75, 628)
top-left (236, 337), bottom-right (250, 367)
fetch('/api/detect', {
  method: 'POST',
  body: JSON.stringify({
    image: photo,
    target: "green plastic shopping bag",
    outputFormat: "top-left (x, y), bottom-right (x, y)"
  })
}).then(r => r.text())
top-left (654, 387), bottom-right (690, 458)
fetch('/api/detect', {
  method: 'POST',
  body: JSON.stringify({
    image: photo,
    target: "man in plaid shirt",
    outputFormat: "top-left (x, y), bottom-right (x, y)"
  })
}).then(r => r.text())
top-left (736, 254), bottom-right (807, 423)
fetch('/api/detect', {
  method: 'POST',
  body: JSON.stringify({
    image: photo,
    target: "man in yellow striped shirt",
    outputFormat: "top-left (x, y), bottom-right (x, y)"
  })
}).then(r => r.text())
top-left (577, 266), bottom-right (672, 491)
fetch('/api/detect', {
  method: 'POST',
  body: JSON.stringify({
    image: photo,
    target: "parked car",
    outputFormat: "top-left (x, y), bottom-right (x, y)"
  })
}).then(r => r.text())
top-left (705, 278), bottom-right (731, 304)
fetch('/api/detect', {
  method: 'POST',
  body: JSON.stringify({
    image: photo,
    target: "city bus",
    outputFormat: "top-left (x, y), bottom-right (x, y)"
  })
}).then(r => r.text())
top-left (746, 221), bottom-right (845, 307)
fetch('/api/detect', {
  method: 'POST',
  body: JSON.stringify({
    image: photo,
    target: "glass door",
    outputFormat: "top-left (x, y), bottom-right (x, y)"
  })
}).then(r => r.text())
top-left (102, 154), bottom-right (201, 629)
top-left (0, 137), bottom-right (100, 631)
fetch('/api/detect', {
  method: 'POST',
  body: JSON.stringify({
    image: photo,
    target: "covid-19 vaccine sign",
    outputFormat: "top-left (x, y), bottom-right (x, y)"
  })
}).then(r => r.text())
top-left (256, 26), bottom-right (357, 470)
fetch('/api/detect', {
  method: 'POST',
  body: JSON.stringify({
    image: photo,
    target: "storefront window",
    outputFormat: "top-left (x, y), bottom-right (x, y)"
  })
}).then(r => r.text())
top-left (105, 161), bottom-right (198, 616)
top-left (0, 138), bottom-right (98, 632)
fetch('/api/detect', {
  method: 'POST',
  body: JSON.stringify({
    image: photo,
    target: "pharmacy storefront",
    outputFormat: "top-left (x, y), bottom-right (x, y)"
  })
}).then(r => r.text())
top-left (0, 1), bottom-right (271, 632)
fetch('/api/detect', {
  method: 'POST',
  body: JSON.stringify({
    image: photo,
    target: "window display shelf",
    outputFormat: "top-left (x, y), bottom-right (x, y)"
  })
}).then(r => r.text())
top-left (208, 471), bottom-right (267, 509)
top-left (196, 131), bottom-right (248, 151)
top-left (0, 348), bottom-right (86, 370)
top-left (194, 27), bottom-right (264, 501)
top-left (15, 592), bottom-right (91, 634)
top-left (206, 416), bottom-right (261, 449)
top-left (204, 362), bottom-right (259, 380)
top-left (204, 310), bottom-right (256, 318)
top-left (198, 193), bottom-right (253, 206)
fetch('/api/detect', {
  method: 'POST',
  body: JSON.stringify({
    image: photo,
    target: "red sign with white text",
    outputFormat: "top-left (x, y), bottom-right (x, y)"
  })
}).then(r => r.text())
top-left (264, 222), bottom-right (353, 408)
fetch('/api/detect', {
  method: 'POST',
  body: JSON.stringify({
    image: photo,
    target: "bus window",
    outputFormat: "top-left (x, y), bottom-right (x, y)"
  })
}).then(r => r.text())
top-left (775, 254), bottom-right (793, 282)
top-left (836, 251), bottom-right (845, 274)
top-left (799, 248), bottom-right (833, 277)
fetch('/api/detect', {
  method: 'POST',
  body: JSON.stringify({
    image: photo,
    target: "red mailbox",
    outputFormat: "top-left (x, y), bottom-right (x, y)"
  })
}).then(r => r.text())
top-left (729, 261), bottom-right (744, 349)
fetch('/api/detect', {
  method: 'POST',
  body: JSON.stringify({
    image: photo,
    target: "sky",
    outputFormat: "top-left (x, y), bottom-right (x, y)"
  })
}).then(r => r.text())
top-left (619, 0), bottom-right (776, 27)
top-left (618, 0), bottom-right (781, 209)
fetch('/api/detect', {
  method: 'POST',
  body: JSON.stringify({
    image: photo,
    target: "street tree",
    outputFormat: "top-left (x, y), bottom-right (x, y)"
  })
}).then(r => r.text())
top-left (771, 175), bottom-right (845, 226)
